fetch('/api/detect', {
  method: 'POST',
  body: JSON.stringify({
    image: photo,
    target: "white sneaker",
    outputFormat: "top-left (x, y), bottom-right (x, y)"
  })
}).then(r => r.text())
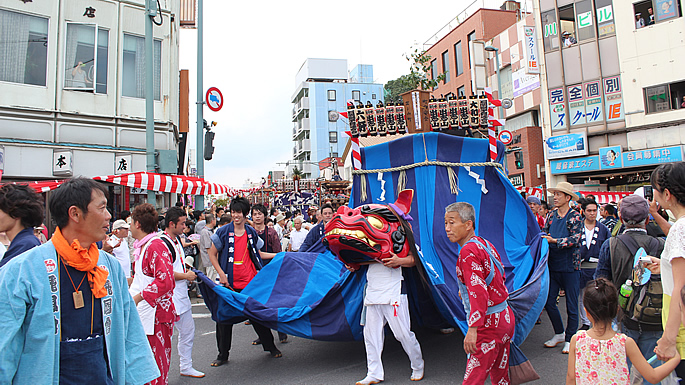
top-left (544, 333), bottom-right (565, 348)
top-left (562, 342), bottom-right (570, 354)
top-left (180, 368), bottom-right (205, 378)
top-left (411, 369), bottom-right (424, 381)
top-left (355, 376), bottom-right (382, 385)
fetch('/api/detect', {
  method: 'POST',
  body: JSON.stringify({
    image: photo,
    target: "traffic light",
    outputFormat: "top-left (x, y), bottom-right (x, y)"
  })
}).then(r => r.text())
top-left (514, 151), bottom-right (524, 169)
top-left (204, 130), bottom-right (215, 160)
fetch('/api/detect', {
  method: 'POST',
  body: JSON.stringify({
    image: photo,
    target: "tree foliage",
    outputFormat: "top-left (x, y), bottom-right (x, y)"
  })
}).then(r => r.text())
top-left (384, 74), bottom-right (418, 104)
top-left (384, 46), bottom-right (447, 103)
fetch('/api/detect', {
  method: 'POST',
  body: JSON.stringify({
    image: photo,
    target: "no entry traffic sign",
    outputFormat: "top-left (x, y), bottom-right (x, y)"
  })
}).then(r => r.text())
top-left (205, 87), bottom-right (223, 112)
top-left (498, 130), bottom-right (513, 145)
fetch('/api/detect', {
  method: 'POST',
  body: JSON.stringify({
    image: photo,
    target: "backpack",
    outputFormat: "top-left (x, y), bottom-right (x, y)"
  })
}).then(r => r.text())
top-left (617, 234), bottom-right (662, 326)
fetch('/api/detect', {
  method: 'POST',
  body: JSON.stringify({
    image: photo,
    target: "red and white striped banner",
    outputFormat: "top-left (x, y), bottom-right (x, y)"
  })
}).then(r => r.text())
top-left (5, 179), bottom-right (68, 193)
top-left (516, 186), bottom-right (544, 199)
top-left (345, 131), bottom-right (362, 170)
top-left (484, 87), bottom-right (506, 162)
top-left (577, 191), bottom-right (632, 204)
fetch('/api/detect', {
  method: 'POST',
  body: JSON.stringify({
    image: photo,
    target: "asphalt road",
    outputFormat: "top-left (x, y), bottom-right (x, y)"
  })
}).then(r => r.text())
top-left (166, 298), bottom-right (572, 385)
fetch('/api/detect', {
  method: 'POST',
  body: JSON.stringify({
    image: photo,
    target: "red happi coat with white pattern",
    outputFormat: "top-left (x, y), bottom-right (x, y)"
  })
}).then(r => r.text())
top-left (456, 236), bottom-right (515, 384)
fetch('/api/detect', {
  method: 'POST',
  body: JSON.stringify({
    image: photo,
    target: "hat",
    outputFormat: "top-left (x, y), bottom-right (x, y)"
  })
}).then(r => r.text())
top-left (548, 181), bottom-right (579, 201)
top-left (620, 194), bottom-right (650, 224)
top-left (275, 213), bottom-right (285, 222)
top-left (112, 219), bottom-right (130, 230)
top-left (562, 31), bottom-right (571, 35)
top-left (526, 196), bottom-right (541, 205)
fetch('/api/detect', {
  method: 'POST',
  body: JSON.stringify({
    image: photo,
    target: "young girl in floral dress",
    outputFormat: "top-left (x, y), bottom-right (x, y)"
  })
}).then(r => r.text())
top-left (566, 278), bottom-right (680, 384)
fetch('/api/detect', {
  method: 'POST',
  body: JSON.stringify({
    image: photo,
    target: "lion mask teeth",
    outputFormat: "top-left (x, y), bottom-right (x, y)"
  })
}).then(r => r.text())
top-left (325, 228), bottom-right (376, 247)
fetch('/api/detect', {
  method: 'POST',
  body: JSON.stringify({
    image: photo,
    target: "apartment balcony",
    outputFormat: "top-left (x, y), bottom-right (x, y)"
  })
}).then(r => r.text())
top-left (292, 118), bottom-right (310, 139)
top-left (291, 98), bottom-right (309, 122)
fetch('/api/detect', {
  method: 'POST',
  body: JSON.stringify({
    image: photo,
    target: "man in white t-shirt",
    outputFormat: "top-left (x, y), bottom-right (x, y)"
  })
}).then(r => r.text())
top-left (110, 220), bottom-right (132, 284)
top-left (288, 216), bottom-right (309, 252)
top-left (162, 207), bottom-right (205, 378)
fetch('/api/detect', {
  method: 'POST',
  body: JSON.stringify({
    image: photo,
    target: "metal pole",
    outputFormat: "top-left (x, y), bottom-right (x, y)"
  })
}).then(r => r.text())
top-left (145, 0), bottom-right (156, 205)
top-left (494, 48), bottom-right (503, 124)
top-left (195, 0), bottom-right (205, 210)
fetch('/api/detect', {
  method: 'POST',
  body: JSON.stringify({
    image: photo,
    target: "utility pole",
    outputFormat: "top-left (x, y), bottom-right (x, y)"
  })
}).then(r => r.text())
top-left (195, 0), bottom-right (205, 210)
top-left (145, 0), bottom-right (156, 204)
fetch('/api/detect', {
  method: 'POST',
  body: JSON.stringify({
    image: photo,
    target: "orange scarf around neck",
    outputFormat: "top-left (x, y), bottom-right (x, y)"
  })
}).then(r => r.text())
top-left (52, 227), bottom-right (109, 298)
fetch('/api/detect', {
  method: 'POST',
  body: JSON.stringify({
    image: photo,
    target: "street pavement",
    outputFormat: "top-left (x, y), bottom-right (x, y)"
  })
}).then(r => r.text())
top-left (167, 298), bottom-right (571, 384)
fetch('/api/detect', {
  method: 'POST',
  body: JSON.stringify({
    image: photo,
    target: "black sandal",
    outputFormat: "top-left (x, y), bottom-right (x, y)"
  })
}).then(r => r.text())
top-left (211, 359), bottom-right (228, 367)
top-left (270, 350), bottom-right (283, 358)
top-left (252, 338), bottom-right (261, 345)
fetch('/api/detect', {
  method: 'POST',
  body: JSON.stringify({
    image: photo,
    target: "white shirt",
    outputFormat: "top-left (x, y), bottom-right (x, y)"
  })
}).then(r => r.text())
top-left (162, 232), bottom-right (192, 315)
top-left (364, 262), bottom-right (403, 305)
top-left (584, 226), bottom-right (594, 250)
top-left (274, 223), bottom-right (284, 241)
top-left (112, 240), bottom-right (131, 278)
top-left (289, 228), bottom-right (309, 251)
top-left (660, 217), bottom-right (685, 296)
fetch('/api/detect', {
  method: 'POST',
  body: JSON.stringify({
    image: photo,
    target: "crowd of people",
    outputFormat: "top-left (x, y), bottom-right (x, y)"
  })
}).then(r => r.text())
top-left (2, 162), bottom-right (685, 384)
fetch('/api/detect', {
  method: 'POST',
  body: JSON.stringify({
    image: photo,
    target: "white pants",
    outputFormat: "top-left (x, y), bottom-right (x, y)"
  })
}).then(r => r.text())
top-left (175, 309), bottom-right (195, 371)
top-left (363, 295), bottom-right (424, 380)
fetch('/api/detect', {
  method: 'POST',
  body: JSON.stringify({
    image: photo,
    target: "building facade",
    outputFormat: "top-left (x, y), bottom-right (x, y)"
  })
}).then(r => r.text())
top-left (290, 58), bottom-right (383, 179)
top-left (486, 14), bottom-right (546, 189)
top-left (535, 0), bottom-right (684, 192)
top-left (0, 0), bottom-right (181, 212)
top-left (425, 8), bottom-right (518, 100)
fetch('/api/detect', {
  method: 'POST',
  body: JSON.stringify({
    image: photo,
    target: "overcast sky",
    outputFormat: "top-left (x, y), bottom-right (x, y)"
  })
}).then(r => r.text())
top-left (179, 0), bottom-right (524, 187)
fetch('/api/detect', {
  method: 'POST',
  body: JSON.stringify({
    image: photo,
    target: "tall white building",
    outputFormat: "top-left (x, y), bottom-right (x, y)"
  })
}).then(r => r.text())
top-left (0, 0), bottom-right (182, 212)
top-left (290, 58), bottom-right (384, 179)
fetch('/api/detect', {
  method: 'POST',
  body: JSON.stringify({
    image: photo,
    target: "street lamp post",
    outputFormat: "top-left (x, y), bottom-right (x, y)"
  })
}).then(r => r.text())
top-left (484, 45), bottom-right (503, 122)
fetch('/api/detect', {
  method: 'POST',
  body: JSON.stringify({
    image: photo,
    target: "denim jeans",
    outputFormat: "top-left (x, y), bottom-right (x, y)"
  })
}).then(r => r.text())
top-left (622, 325), bottom-right (663, 385)
top-left (578, 268), bottom-right (595, 326)
top-left (545, 270), bottom-right (580, 342)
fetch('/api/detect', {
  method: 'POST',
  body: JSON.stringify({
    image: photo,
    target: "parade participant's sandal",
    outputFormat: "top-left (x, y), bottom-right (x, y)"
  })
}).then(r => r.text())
top-left (562, 342), bottom-right (570, 354)
top-left (410, 369), bottom-right (424, 381)
top-left (252, 338), bottom-right (261, 345)
top-left (180, 368), bottom-right (205, 378)
top-left (270, 349), bottom-right (283, 358)
top-left (355, 376), bottom-right (382, 385)
top-left (544, 333), bottom-right (565, 348)
top-left (245, 321), bottom-right (251, 325)
top-left (210, 359), bottom-right (228, 367)
top-left (280, 336), bottom-right (289, 343)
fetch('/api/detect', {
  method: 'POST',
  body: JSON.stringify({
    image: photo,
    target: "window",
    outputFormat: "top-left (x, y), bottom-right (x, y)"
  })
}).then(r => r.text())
top-left (430, 59), bottom-right (437, 89)
top-left (372, 93), bottom-right (377, 99)
top-left (595, 0), bottom-right (615, 37)
top-left (634, 0), bottom-right (681, 29)
top-left (122, 34), bottom-right (161, 100)
top-left (0, 9), bottom-right (48, 86)
top-left (559, 5), bottom-right (577, 48)
top-left (352, 90), bottom-right (360, 101)
top-left (331, 152), bottom-right (338, 158)
top-left (64, 23), bottom-right (108, 93)
top-left (329, 131), bottom-right (337, 143)
top-left (441, 50), bottom-right (450, 84)
top-left (645, 81), bottom-right (685, 113)
top-left (327, 89), bottom-right (336, 101)
top-left (467, 31), bottom-right (476, 68)
top-left (454, 41), bottom-right (463, 76)
top-left (542, 10), bottom-right (559, 52)
top-left (457, 85), bottom-right (465, 96)
top-left (575, 0), bottom-right (595, 41)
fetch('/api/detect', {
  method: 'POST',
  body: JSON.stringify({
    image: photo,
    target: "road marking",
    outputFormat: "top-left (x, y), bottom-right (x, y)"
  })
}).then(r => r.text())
top-left (192, 313), bottom-right (212, 319)
top-left (192, 303), bottom-right (206, 307)
top-left (202, 331), bottom-right (216, 336)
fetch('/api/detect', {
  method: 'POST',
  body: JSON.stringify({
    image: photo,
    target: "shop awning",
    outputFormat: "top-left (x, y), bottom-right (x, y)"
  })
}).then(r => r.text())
top-left (5, 172), bottom-right (258, 196)
top-left (577, 191), bottom-right (632, 204)
top-left (93, 172), bottom-right (259, 196)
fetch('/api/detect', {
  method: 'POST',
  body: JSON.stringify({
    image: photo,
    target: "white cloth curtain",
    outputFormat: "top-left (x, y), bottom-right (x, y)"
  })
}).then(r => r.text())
top-left (0, 10), bottom-right (30, 83)
top-left (64, 24), bottom-right (80, 88)
top-left (134, 36), bottom-right (146, 98)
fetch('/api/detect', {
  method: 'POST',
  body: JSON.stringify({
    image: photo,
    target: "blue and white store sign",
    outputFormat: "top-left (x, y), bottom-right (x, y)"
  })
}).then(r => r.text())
top-left (551, 145), bottom-right (683, 175)
top-left (545, 132), bottom-right (588, 159)
top-left (623, 146), bottom-right (683, 168)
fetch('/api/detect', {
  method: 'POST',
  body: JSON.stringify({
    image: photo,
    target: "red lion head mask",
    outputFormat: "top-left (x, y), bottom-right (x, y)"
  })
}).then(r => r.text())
top-left (323, 189), bottom-right (414, 267)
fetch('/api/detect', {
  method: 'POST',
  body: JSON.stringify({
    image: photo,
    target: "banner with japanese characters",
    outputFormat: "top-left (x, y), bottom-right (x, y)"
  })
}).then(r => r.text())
top-left (603, 76), bottom-right (623, 122)
top-left (584, 80), bottom-right (603, 124)
top-left (523, 26), bottom-right (540, 74)
top-left (549, 87), bottom-right (567, 130)
top-left (623, 146), bottom-right (683, 168)
top-left (568, 84), bottom-right (586, 127)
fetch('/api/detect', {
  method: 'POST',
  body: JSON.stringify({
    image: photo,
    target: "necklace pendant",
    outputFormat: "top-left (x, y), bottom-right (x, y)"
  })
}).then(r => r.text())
top-left (73, 290), bottom-right (85, 309)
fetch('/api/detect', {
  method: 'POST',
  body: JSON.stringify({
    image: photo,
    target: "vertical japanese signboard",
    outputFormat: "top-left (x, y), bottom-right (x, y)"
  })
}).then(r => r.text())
top-left (568, 84), bottom-right (586, 126)
top-left (584, 80), bottom-right (603, 124)
top-left (603, 76), bottom-right (623, 122)
top-left (549, 87), bottom-right (566, 130)
top-left (523, 26), bottom-right (540, 74)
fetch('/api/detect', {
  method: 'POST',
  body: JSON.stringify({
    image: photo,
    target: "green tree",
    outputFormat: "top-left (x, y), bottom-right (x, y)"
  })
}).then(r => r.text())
top-left (403, 45), bottom-right (446, 91)
top-left (384, 74), bottom-right (418, 104)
